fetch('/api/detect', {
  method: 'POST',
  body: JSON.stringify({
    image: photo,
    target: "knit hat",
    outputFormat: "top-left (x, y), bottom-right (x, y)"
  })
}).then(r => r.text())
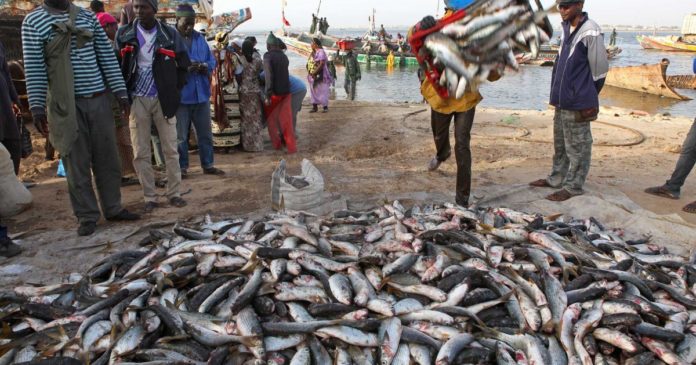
top-left (267, 32), bottom-right (281, 46)
top-left (96, 12), bottom-right (117, 28)
top-left (143, 0), bottom-right (158, 12)
top-left (175, 4), bottom-right (195, 18)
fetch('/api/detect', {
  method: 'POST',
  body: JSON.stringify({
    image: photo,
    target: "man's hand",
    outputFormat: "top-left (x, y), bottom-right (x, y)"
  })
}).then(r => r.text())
top-left (12, 103), bottom-right (21, 116)
top-left (118, 97), bottom-right (131, 121)
top-left (33, 114), bottom-right (49, 137)
top-left (188, 62), bottom-right (201, 73)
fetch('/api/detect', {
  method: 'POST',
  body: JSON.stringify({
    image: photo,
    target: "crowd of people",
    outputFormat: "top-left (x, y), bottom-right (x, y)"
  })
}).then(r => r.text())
top-left (0, 0), bottom-right (309, 249)
top-left (0, 0), bottom-right (695, 257)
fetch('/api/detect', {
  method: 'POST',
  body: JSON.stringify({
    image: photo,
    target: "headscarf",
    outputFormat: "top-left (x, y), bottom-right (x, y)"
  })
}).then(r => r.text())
top-left (175, 4), bottom-right (195, 18)
top-left (312, 38), bottom-right (323, 49)
top-left (230, 37), bottom-right (244, 49)
top-left (267, 32), bottom-right (281, 47)
top-left (242, 39), bottom-right (254, 62)
top-left (96, 12), bottom-right (117, 28)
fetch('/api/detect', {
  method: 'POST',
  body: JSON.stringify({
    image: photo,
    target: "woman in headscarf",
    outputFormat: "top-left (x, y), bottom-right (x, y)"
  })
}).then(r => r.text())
top-left (307, 38), bottom-right (332, 113)
top-left (238, 39), bottom-right (265, 152)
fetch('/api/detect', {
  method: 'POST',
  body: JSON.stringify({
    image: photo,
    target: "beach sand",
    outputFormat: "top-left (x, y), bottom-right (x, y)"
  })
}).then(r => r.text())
top-left (2, 100), bottom-right (695, 287)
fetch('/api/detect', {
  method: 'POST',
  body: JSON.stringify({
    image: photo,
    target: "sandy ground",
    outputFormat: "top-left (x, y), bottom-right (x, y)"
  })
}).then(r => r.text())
top-left (1, 100), bottom-right (695, 287)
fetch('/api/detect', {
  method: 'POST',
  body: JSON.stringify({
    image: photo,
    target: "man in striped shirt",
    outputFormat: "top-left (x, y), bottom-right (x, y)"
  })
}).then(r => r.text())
top-left (22, 0), bottom-right (140, 236)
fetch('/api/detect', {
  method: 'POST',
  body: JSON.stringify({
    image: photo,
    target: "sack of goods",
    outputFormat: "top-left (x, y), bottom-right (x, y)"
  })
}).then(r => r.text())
top-left (0, 143), bottom-right (32, 217)
top-left (271, 159), bottom-right (325, 212)
top-left (413, 0), bottom-right (553, 97)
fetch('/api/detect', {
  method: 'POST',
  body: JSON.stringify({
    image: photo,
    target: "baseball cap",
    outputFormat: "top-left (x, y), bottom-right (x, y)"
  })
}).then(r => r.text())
top-left (558, 0), bottom-right (583, 5)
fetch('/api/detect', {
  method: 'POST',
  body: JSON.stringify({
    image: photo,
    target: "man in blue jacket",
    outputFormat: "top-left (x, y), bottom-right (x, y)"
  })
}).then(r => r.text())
top-left (173, 4), bottom-right (223, 179)
top-left (645, 57), bottom-right (696, 214)
top-left (530, 0), bottom-right (608, 202)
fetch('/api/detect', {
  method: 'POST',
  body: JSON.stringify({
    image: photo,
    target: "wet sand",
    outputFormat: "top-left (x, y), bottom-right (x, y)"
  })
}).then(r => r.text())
top-left (2, 101), bottom-right (695, 287)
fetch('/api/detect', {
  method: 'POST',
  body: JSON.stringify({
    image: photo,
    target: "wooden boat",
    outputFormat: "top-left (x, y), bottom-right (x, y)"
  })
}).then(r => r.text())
top-left (667, 75), bottom-right (696, 90)
top-left (279, 31), bottom-right (419, 66)
top-left (637, 35), bottom-right (696, 52)
top-left (605, 59), bottom-right (691, 100)
top-left (516, 42), bottom-right (621, 67)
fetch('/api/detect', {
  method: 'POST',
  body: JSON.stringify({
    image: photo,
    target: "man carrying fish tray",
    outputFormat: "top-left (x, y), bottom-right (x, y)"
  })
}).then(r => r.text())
top-left (529, 0), bottom-right (609, 202)
top-left (410, 0), bottom-right (554, 207)
top-left (415, 15), bottom-right (501, 207)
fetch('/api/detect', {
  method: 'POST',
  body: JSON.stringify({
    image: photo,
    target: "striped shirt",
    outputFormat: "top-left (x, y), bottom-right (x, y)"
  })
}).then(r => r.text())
top-left (21, 6), bottom-right (126, 111)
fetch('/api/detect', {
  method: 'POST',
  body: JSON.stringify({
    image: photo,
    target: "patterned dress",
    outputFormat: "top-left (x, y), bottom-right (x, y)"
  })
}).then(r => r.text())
top-left (238, 53), bottom-right (264, 152)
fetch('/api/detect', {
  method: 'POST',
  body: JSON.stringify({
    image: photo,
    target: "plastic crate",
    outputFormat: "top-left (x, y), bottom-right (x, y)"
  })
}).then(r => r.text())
top-left (337, 39), bottom-right (356, 51)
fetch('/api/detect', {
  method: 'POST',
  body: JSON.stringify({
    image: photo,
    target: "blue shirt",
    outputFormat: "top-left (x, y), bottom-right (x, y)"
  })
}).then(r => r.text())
top-left (693, 57), bottom-right (696, 74)
top-left (288, 75), bottom-right (307, 94)
top-left (180, 31), bottom-right (216, 105)
top-left (259, 71), bottom-right (306, 95)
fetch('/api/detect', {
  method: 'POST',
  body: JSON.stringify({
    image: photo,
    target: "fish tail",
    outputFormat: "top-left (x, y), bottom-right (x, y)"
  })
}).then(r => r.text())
top-left (478, 223), bottom-right (494, 233)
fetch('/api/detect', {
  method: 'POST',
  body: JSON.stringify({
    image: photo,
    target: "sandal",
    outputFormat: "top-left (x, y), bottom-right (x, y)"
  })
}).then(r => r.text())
top-left (529, 179), bottom-right (553, 188)
top-left (683, 201), bottom-right (696, 214)
top-left (546, 189), bottom-right (574, 202)
top-left (170, 197), bottom-right (187, 208)
top-left (644, 186), bottom-right (679, 200)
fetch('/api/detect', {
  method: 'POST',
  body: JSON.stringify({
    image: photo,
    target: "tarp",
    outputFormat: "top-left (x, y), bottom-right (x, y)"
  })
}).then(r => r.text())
top-left (682, 13), bottom-right (696, 35)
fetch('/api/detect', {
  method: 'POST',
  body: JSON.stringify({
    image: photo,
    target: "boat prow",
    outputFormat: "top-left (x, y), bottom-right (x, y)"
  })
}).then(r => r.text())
top-left (605, 58), bottom-right (692, 100)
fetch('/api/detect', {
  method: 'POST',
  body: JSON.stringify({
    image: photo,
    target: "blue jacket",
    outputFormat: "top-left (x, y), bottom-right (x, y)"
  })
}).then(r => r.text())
top-left (180, 31), bottom-right (216, 105)
top-left (550, 13), bottom-right (609, 111)
top-left (692, 57), bottom-right (696, 74)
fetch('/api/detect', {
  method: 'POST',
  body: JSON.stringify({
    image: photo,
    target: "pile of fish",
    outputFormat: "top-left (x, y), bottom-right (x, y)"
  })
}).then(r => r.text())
top-left (2, 201), bottom-right (696, 365)
top-left (422, 0), bottom-right (553, 97)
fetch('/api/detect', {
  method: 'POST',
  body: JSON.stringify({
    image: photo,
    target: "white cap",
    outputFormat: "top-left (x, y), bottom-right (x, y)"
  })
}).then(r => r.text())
top-left (230, 37), bottom-right (244, 48)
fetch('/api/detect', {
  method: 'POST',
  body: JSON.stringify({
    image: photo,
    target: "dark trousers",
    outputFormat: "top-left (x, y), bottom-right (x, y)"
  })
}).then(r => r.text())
top-left (431, 107), bottom-right (475, 204)
top-left (176, 101), bottom-right (215, 170)
top-left (665, 118), bottom-right (696, 195)
top-left (62, 93), bottom-right (123, 224)
top-left (345, 78), bottom-right (357, 101)
top-left (0, 138), bottom-right (20, 175)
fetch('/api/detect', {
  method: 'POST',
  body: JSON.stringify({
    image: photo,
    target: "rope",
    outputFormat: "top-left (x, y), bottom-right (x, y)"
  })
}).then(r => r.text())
top-left (402, 111), bottom-right (646, 147)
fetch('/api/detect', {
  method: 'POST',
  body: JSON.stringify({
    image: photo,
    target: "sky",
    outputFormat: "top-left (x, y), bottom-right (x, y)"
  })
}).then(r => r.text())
top-left (216, 0), bottom-right (695, 32)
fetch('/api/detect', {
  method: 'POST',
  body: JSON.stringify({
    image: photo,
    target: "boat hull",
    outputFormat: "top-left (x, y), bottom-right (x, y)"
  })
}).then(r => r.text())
top-left (637, 35), bottom-right (696, 52)
top-left (605, 59), bottom-right (691, 100)
top-left (667, 75), bottom-right (696, 90)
